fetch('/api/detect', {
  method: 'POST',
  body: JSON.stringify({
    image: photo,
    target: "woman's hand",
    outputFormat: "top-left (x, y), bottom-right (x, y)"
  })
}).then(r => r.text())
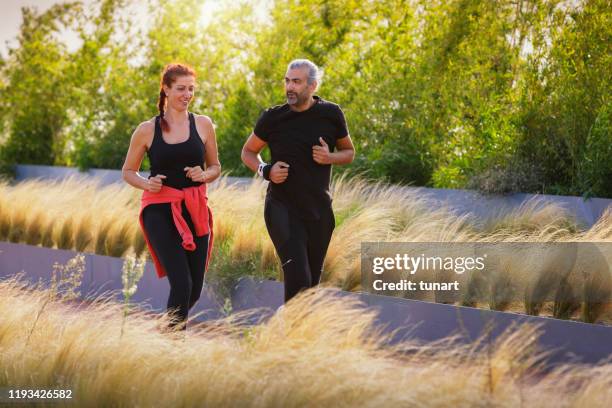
top-left (184, 166), bottom-right (210, 183)
top-left (147, 174), bottom-right (166, 192)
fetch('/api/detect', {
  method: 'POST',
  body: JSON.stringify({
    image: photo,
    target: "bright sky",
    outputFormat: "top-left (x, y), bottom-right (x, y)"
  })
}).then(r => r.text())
top-left (0, 0), bottom-right (267, 58)
top-left (1, 0), bottom-right (87, 57)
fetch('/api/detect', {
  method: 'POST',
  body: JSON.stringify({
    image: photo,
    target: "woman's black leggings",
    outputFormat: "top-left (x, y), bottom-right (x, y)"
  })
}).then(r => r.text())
top-left (264, 196), bottom-right (335, 302)
top-left (142, 202), bottom-right (209, 330)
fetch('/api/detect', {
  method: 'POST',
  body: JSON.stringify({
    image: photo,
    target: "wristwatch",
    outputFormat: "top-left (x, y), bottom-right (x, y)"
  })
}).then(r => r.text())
top-left (257, 162), bottom-right (268, 177)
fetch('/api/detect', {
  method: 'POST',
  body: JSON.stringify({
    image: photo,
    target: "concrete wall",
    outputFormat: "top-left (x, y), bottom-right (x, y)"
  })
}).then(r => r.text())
top-left (230, 277), bottom-right (612, 367)
top-left (14, 164), bottom-right (251, 189)
top-left (407, 186), bottom-right (611, 228)
top-left (0, 241), bottom-right (225, 320)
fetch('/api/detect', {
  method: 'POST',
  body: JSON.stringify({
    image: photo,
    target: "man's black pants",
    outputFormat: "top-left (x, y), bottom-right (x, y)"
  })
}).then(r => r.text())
top-left (264, 196), bottom-right (335, 302)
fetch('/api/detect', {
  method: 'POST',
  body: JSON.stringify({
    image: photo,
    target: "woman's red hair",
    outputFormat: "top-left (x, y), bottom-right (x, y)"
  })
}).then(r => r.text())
top-left (157, 63), bottom-right (196, 132)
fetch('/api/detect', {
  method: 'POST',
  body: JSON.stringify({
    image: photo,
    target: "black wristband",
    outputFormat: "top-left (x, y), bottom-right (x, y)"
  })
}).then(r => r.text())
top-left (262, 164), bottom-right (272, 181)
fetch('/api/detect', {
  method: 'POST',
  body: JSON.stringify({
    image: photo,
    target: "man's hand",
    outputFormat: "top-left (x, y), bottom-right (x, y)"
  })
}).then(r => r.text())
top-left (312, 137), bottom-right (332, 164)
top-left (184, 166), bottom-right (210, 183)
top-left (270, 161), bottom-right (290, 184)
top-left (147, 174), bottom-right (166, 192)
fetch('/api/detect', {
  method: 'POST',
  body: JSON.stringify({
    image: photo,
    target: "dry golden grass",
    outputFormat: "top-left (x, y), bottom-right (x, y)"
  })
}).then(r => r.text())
top-left (209, 177), bottom-right (267, 245)
top-left (582, 208), bottom-right (612, 241)
top-left (0, 177), bottom-right (140, 253)
top-left (482, 197), bottom-right (578, 238)
top-left (260, 237), bottom-right (278, 271)
top-left (73, 211), bottom-right (94, 252)
top-left (53, 216), bottom-right (75, 250)
top-left (0, 176), bottom-right (610, 322)
top-left (230, 223), bottom-right (263, 262)
top-left (104, 220), bottom-right (133, 258)
top-left (131, 225), bottom-right (147, 258)
top-left (1, 274), bottom-right (611, 407)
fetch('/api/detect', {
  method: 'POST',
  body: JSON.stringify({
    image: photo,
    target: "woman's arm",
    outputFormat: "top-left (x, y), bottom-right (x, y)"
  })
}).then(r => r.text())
top-left (188, 115), bottom-right (221, 183)
top-left (121, 120), bottom-right (158, 191)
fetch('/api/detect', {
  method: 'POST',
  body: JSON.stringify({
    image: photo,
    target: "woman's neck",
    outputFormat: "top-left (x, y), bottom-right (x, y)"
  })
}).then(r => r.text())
top-left (164, 108), bottom-right (189, 124)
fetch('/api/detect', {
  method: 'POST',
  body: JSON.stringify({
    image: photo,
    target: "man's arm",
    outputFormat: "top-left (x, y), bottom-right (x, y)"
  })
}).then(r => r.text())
top-left (241, 133), bottom-right (268, 173)
top-left (241, 133), bottom-right (289, 184)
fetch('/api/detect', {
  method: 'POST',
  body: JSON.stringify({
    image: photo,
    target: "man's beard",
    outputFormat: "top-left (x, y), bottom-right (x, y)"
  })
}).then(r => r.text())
top-left (287, 91), bottom-right (307, 105)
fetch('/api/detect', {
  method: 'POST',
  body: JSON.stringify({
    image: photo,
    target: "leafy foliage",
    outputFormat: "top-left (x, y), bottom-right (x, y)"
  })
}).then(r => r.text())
top-left (0, 0), bottom-right (609, 197)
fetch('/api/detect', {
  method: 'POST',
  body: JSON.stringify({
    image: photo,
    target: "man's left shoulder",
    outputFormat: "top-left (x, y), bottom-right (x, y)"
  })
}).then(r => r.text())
top-left (317, 98), bottom-right (342, 110)
top-left (316, 98), bottom-right (345, 118)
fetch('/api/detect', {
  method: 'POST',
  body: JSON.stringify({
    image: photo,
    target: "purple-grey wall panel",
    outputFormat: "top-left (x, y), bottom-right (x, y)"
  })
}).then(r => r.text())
top-left (230, 277), bottom-right (612, 366)
top-left (14, 164), bottom-right (250, 189)
top-left (0, 242), bottom-right (224, 320)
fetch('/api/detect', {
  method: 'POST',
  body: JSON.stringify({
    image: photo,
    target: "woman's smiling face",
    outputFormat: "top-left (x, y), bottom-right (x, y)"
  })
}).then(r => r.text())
top-left (163, 75), bottom-right (195, 111)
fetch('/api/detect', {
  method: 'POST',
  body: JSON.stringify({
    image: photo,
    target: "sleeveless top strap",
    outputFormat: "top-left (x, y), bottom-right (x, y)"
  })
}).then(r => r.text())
top-left (188, 112), bottom-right (205, 148)
top-left (188, 112), bottom-right (197, 137)
top-left (151, 112), bottom-right (203, 148)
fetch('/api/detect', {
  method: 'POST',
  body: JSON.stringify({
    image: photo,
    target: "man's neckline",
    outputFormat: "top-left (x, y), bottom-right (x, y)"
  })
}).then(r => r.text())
top-left (288, 95), bottom-right (320, 113)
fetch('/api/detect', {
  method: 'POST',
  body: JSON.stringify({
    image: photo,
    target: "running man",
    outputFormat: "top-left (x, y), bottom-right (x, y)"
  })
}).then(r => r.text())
top-left (241, 59), bottom-right (355, 302)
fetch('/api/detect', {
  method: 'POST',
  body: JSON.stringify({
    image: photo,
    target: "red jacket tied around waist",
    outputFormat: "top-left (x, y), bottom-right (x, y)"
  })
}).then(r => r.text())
top-left (139, 183), bottom-right (214, 279)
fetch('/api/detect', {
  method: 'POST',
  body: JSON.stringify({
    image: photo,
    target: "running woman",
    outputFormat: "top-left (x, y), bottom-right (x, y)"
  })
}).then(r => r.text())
top-left (122, 63), bottom-right (221, 331)
top-left (241, 59), bottom-right (355, 303)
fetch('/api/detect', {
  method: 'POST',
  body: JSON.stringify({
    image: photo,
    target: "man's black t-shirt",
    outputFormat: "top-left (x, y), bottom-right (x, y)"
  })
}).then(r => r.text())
top-left (254, 95), bottom-right (349, 220)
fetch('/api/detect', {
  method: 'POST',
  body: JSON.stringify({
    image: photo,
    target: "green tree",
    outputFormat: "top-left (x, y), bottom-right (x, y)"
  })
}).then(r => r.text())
top-left (216, 85), bottom-right (262, 175)
top-left (66, 0), bottom-right (143, 170)
top-left (0, 3), bottom-right (81, 168)
top-left (0, 0), bottom-right (609, 197)
top-left (517, 0), bottom-right (611, 197)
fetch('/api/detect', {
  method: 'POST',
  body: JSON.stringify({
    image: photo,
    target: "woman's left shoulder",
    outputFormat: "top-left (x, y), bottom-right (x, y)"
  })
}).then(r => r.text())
top-left (192, 114), bottom-right (215, 145)
top-left (193, 113), bottom-right (214, 128)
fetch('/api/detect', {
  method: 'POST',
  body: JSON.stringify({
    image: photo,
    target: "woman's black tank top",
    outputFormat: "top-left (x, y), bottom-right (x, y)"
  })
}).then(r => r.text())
top-left (147, 112), bottom-right (206, 190)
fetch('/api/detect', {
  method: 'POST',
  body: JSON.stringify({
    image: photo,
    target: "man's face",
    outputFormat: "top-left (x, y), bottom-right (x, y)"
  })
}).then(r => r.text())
top-left (284, 67), bottom-right (315, 106)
